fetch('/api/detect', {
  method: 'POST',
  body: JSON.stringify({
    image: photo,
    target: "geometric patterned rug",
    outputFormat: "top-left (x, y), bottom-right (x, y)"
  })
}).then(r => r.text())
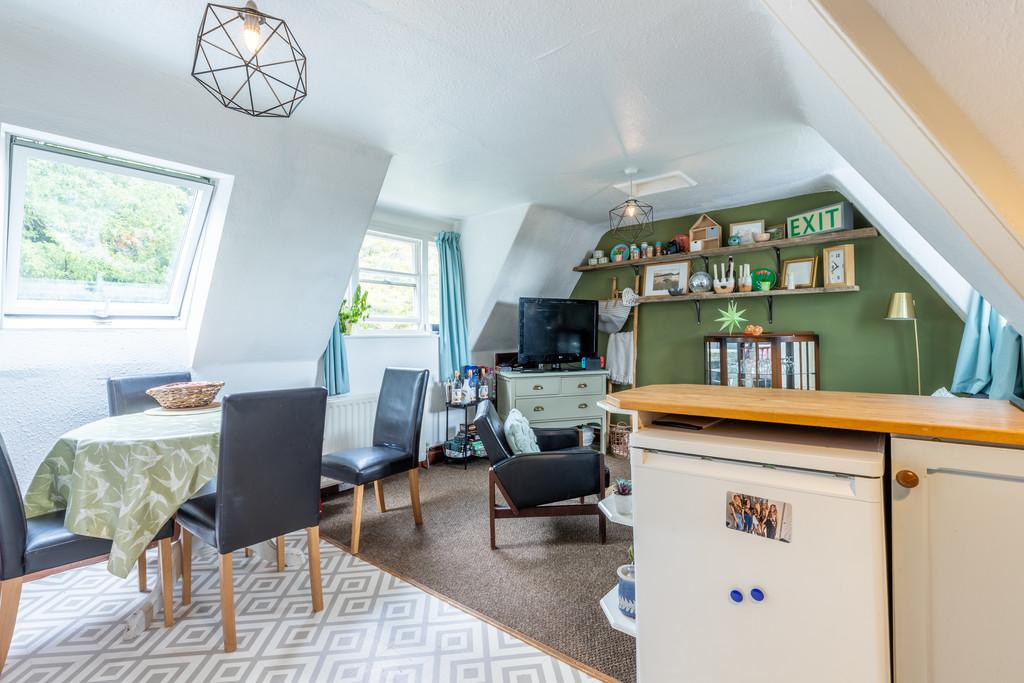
top-left (3, 533), bottom-right (602, 682)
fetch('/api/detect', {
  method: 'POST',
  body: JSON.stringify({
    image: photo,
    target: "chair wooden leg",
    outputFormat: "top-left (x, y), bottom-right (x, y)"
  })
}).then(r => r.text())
top-left (306, 526), bottom-right (324, 613)
top-left (181, 529), bottom-right (193, 606)
top-left (137, 550), bottom-right (148, 592)
top-left (351, 484), bottom-right (364, 554)
top-left (488, 470), bottom-right (497, 549)
top-left (219, 553), bottom-right (237, 653)
top-left (159, 538), bottom-right (174, 627)
top-left (276, 536), bottom-right (286, 572)
top-left (408, 468), bottom-right (423, 526)
top-left (373, 480), bottom-right (386, 513)
top-left (0, 578), bottom-right (23, 674)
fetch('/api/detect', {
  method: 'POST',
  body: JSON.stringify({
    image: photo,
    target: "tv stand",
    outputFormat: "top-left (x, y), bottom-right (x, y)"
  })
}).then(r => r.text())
top-left (517, 363), bottom-right (584, 373)
top-left (496, 368), bottom-right (610, 452)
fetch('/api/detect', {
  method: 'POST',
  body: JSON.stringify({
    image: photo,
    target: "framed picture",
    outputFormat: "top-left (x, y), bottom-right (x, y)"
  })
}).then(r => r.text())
top-left (728, 219), bottom-right (765, 244)
top-left (781, 257), bottom-right (818, 289)
top-left (822, 244), bottom-right (855, 288)
top-left (644, 261), bottom-right (690, 296)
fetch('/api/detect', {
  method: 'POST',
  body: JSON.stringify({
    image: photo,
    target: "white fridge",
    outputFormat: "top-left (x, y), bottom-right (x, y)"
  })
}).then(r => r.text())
top-left (631, 421), bottom-right (890, 683)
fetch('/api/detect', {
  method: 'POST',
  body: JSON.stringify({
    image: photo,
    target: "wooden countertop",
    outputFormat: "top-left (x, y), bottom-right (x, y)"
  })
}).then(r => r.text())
top-left (603, 384), bottom-right (1024, 447)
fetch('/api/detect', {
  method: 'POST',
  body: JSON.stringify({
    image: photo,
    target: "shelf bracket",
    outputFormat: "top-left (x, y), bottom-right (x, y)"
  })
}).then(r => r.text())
top-left (701, 255), bottom-right (710, 273)
top-left (694, 300), bottom-right (702, 324)
top-left (765, 295), bottom-right (774, 324)
top-left (773, 247), bottom-right (782, 274)
top-left (631, 264), bottom-right (641, 277)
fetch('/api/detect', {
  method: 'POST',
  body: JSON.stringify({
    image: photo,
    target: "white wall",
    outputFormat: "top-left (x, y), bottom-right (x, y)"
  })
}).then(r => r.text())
top-left (0, 16), bottom-right (390, 487)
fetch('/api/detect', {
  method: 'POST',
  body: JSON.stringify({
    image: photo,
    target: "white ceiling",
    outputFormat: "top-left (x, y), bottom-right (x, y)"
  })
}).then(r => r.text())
top-left (6, 0), bottom-right (843, 222)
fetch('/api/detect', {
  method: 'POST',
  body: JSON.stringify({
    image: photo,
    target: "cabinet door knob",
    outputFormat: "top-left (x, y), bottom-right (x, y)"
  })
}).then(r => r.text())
top-left (533, 406), bottom-right (544, 412)
top-left (533, 385), bottom-right (544, 391)
top-left (895, 469), bottom-right (920, 488)
top-left (578, 382), bottom-right (588, 389)
top-left (578, 402), bottom-right (588, 409)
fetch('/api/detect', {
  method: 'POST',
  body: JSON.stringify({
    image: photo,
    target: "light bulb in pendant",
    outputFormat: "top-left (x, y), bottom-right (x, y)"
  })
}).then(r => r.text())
top-left (241, 1), bottom-right (263, 55)
top-left (624, 200), bottom-right (637, 218)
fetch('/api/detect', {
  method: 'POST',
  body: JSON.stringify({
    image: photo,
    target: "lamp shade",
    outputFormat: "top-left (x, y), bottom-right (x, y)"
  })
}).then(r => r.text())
top-left (885, 292), bottom-right (917, 320)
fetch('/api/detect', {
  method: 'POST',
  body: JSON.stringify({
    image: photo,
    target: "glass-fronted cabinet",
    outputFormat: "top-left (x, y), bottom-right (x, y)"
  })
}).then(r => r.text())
top-left (704, 333), bottom-right (819, 390)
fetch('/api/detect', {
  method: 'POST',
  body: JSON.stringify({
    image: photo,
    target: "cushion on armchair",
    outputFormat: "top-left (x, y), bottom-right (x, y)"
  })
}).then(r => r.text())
top-left (503, 409), bottom-right (539, 454)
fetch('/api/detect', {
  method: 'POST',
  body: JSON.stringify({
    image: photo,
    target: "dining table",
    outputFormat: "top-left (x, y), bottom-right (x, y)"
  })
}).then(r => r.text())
top-left (23, 408), bottom-right (303, 638)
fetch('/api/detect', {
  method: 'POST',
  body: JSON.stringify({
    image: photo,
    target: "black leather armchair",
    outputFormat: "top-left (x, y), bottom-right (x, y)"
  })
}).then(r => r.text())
top-left (176, 387), bottom-right (327, 653)
top-left (106, 372), bottom-right (188, 599)
top-left (474, 400), bottom-right (606, 549)
top-left (321, 368), bottom-right (430, 554)
top-left (0, 433), bottom-right (175, 673)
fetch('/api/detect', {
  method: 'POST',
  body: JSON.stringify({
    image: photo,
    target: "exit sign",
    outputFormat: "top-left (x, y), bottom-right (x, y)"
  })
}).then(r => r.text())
top-left (787, 202), bottom-right (853, 238)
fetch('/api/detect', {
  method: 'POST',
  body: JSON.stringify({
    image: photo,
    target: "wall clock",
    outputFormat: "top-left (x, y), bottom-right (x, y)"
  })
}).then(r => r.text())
top-left (823, 244), bottom-right (856, 288)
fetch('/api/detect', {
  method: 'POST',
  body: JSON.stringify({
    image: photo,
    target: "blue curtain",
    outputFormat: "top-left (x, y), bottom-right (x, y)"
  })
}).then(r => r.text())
top-left (436, 231), bottom-right (469, 379)
top-left (323, 319), bottom-right (350, 396)
top-left (951, 291), bottom-right (1023, 399)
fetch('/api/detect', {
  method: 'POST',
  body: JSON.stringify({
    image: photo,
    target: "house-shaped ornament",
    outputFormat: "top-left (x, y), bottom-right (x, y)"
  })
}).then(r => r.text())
top-left (689, 214), bottom-right (722, 250)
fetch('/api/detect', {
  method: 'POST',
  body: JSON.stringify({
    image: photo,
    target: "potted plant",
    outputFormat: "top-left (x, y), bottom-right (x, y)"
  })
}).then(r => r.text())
top-left (618, 545), bottom-right (636, 619)
top-left (611, 478), bottom-right (632, 515)
top-left (338, 285), bottom-right (371, 335)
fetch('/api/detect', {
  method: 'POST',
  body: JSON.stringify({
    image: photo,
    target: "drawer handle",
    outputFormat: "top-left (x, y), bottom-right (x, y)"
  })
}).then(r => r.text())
top-left (578, 402), bottom-right (588, 409)
top-left (578, 382), bottom-right (588, 389)
top-left (895, 470), bottom-right (919, 488)
top-left (533, 406), bottom-right (544, 412)
top-left (533, 384), bottom-right (544, 391)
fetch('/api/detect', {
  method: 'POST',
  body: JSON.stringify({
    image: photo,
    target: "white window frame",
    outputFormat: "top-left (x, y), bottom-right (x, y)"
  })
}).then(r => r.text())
top-left (350, 228), bottom-right (437, 335)
top-left (2, 133), bottom-right (215, 322)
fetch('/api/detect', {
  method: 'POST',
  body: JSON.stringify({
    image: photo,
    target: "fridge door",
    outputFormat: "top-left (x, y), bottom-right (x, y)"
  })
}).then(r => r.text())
top-left (633, 447), bottom-right (889, 683)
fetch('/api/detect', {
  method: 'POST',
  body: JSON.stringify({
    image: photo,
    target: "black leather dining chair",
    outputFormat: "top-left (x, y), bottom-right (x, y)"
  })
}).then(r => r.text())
top-left (474, 400), bottom-right (607, 549)
top-left (106, 371), bottom-right (189, 599)
top-left (0, 433), bottom-right (175, 673)
top-left (176, 387), bottom-right (327, 653)
top-left (321, 368), bottom-right (430, 554)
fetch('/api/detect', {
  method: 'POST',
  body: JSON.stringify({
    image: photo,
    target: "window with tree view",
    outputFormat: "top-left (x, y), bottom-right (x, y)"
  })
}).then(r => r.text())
top-left (351, 230), bottom-right (439, 333)
top-left (3, 137), bottom-right (213, 319)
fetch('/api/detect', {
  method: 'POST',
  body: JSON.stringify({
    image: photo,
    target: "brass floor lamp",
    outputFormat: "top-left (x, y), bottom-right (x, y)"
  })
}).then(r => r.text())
top-left (885, 292), bottom-right (921, 395)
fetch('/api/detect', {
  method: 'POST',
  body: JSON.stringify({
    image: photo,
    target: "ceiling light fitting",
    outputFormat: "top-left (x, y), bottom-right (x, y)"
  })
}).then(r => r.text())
top-left (609, 169), bottom-right (654, 243)
top-left (191, 2), bottom-right (308, 117)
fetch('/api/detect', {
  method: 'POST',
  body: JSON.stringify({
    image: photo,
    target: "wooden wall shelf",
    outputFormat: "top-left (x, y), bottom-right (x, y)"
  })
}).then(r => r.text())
top-left (639, 286), bottom-right (859, 324)
top-left (573, 227), bottom-right (878, 273)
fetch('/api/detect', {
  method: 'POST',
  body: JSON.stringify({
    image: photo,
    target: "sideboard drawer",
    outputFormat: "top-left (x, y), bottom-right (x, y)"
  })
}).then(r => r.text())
top-left (561, 376), bottom-right (603, 396)
top-left (516, 395), bottom-right (601, 421)
top-left (513, 377), bottom-right (560, 397)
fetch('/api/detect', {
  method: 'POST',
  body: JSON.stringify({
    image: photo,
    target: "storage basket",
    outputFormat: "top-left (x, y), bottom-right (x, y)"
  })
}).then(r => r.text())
top-left (609, 423), bottom-right (632, 458)
top-left (146, 380), bottom-right (224, 410)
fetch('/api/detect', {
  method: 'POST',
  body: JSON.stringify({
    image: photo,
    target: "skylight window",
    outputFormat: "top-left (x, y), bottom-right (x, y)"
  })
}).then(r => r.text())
top-left (2, 135), bottom-right (215, 320)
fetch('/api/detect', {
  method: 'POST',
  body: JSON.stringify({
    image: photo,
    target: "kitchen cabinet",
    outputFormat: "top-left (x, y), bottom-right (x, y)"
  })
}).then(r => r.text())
top-left (891, 436), bottom-right (1024, 682)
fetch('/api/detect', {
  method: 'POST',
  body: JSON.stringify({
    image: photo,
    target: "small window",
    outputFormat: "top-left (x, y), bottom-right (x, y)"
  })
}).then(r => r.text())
top-left (3, 135), bottom-right (214, 320)
top-left (351, 230), bottom-right (439, 333)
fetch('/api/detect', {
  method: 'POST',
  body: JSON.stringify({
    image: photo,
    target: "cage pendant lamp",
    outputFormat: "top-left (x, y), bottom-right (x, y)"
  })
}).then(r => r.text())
top-left (191, 2), bottom-right (308, 117)
top-left (609, 172), bottom-right (654, 243)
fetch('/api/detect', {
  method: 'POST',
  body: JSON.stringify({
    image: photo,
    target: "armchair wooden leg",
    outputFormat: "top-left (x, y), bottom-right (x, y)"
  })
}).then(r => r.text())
top-left (244, 547), bottom-right (253, 558)
top-left (137, 550), bottom-right (148, 592)
top-left (219, 553), bottom-right (237, 653)
top-left (373, 480), bottom-right (386, 513)
top-left (159, 538), bottom-right (174, 627)
top-left (306, 526), bottom-right (324, 613)
top-left (0, 578), bottom-right (23, 674)
top-left (408, 468), bottom-right (423, 526)
top-left (351, 484), bottom-right (364, 554)
top-left (181, 529), bottom-right (193, 606)
top-left (276, 536), bottom-right (286, 572)
top-left (488, 470), bottom-right (497, 550)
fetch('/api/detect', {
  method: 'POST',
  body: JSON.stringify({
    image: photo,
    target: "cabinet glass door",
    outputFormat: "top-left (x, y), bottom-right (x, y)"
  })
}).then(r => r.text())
top-left (705, 340), bottom-right (721, 385)
top-left (779, 340), bottom-right (817, 390)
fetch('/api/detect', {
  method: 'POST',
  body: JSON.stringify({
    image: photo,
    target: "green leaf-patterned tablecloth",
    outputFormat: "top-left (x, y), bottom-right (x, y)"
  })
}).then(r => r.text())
top-left (24, 411), bottom-right (221, 578)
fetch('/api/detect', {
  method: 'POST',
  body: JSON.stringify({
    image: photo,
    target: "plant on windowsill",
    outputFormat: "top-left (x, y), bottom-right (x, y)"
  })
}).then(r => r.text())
top-left (611, 478), bottom-right (632, 515)
top-left (338, 286), bottom-right (371, 335)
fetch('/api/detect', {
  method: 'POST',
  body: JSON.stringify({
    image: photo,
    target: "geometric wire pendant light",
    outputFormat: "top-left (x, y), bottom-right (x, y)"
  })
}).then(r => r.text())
top-left (191, 2), bottom-right (308, 117)
top-left (609, 168), bottom-right (655, 243)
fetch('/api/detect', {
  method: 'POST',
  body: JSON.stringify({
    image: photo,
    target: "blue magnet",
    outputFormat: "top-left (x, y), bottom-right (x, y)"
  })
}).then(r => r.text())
top-left (729, 589), bottom-right (743, 603)
top-left (750, 588), bottom-right (765, 602)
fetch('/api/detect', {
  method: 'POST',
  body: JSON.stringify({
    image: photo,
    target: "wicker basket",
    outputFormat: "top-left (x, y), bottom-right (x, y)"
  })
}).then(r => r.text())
top-left (146, 381), bottom-right (224, 410)
top-left (608, 423), bottom-right (632, 458)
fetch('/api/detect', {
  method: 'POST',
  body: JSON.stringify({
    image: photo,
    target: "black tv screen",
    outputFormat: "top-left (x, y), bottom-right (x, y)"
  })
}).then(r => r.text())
top-left (518, 298), bottom-right (598, 365)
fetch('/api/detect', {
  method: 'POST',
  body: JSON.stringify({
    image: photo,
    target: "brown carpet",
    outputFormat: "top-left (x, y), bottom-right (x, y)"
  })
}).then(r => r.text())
top-left (320, 456), bottom-right (636, 683)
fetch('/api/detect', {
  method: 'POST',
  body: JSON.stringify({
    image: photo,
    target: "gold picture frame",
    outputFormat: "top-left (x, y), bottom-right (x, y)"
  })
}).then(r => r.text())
top-left (822, 244), bottom-right (856, 288)
top-left (781, 256), bottom-right (818, 289)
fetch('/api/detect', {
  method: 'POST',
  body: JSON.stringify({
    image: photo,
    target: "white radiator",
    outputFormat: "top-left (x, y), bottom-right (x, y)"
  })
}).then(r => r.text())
top-left (323, 393), bottom-right (378, 455)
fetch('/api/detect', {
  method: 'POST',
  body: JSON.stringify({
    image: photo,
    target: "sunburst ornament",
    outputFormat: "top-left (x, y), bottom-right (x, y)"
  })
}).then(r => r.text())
top-left (715, 301), bottom-right (748, 333)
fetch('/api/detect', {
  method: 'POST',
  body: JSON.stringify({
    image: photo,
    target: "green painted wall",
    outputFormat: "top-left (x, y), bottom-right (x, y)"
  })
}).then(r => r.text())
top-left (571, 192), bottom-right (964, 395)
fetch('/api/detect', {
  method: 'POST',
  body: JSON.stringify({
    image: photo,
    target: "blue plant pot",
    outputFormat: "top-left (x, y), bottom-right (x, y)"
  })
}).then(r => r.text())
top-left (617, 564), bottom-right (636, 619)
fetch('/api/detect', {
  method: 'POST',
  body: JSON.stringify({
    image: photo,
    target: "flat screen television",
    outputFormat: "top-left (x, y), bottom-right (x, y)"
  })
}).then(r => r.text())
top-left (518, 297), bottom-right (598, 366)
